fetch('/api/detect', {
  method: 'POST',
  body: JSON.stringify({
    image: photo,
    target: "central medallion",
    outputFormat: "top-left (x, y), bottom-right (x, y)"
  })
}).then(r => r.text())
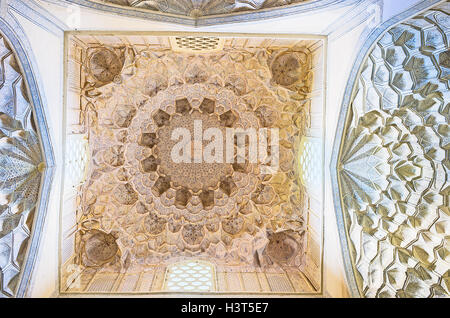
top-left (132, 87), bottom-right (251, 212)
top-left (157, 109), bottom-right (233, 193)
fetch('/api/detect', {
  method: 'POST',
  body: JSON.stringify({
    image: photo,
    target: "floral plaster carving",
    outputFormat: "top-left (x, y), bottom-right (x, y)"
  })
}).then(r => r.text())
top-left (337, 3), bottom-right (449, 298)
top-left (75, 44), bottom-right (314, 274)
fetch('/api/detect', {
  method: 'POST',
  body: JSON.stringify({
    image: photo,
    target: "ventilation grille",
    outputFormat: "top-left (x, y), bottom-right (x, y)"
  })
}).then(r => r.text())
top-left (170, 36), bottom-right (224, 53)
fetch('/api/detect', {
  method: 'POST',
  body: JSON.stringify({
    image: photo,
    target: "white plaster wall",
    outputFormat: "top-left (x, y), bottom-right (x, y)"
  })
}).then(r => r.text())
top-left (324, 22), bottom-right (370, 299)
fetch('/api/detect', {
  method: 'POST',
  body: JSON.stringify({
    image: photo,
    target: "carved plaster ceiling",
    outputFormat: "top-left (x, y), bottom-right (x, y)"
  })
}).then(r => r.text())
top-left (80, 45), bottom-right (310, 268)
top-left (62, 35), bottom-right (324, 293)
top-left (89, 0), bottom-right (311, 17)
top-left (0, 35), bottom-right (44, 297)
top-left (336, 2), bottom-right (449, 298)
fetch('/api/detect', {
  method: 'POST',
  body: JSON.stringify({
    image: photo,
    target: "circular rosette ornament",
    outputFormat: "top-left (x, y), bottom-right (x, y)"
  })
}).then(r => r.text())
top-left (84, 47), bottom-right (129, 88)
top-left (81, 229), bottom-right (120, 267)
top-left (269, 50), bottom-right (311, 95)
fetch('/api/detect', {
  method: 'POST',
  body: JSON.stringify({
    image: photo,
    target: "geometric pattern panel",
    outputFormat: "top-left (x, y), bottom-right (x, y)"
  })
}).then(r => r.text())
top-left (0, 34), bottom-right (43, 298)
top-left (337, 2), bottom-right (449, 298)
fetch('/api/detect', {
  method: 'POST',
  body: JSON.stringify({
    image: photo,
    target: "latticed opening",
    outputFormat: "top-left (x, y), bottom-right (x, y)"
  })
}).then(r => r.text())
top-left (298, 136), bottom-right (321, 188)
top-left (65, 134), bottom-right (89, 188)
top-left (170, 36), bottom-right (224, 53)
top-left (163, 261), bottom-right (216, 292)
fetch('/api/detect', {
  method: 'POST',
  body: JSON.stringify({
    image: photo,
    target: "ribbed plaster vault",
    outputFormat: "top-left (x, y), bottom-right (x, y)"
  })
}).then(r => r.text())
top-left (336, 2), bottom-right (449, 298)
top-left (0, 34), bottom-right (44, 298)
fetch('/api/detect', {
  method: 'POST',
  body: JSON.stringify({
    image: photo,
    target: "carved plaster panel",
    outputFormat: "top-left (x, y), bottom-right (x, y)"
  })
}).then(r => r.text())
top-left (62, 35), bottom-right (324, 294)
top-left (337, 3), bottom-right (449, 298)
